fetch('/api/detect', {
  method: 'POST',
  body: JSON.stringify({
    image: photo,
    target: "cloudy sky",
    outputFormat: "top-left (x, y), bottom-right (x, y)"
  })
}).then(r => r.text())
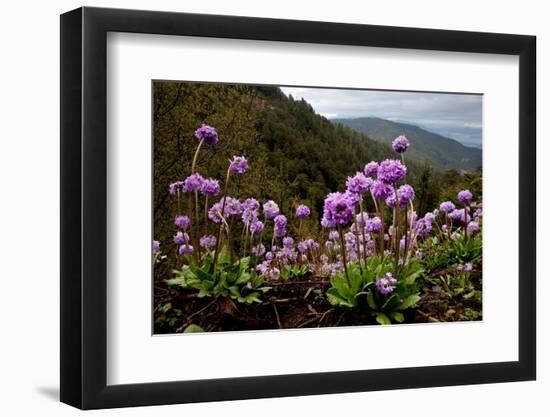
top-left (280, 87), bottom-right (483, 148)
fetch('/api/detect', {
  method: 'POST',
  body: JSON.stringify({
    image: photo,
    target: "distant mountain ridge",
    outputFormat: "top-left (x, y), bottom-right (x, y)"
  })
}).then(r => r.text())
top-left (331, 117), bottom-right (482, 171)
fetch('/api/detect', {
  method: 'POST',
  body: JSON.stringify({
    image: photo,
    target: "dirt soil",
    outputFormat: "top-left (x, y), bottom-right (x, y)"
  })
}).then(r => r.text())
top-left (154, 276), bottom-right (423, 333)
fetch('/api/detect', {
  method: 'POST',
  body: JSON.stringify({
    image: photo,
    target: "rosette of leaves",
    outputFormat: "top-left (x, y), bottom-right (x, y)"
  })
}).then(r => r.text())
top-left (326, 256), bottom-right (423, 325)
top-left (420, 231), bottom-right (482, 272)
top-left (166, 247), bottom-right (271, 303)
top-left (280, 264), bottom-right (309, 280)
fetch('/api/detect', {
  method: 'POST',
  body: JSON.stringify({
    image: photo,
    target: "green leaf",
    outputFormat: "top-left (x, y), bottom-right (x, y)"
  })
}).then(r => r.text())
top-left (331, 275), bottom-right (352, 301)
top-left (165, 277), bottom-right (188, 288)
top-left (391, 312), bottom-right (405, 323)
top-left (184, 324), bottom-right (204, 333)
top-left (403, 268), bottom-right (425, 285)
top-left (381, 293), bottom-right (401, 311)
top-left (327, 288), bottom-right (355, 308)
top-left (237, 256), bottom-right (250, 272)
top-left (235, 272), bottom-right (251, 285)
top-left (398, 294), bottom-right (421, 310)
top-left (375, 313), bottom-right (392, 325)
top-left (366, 290), bottom-right (378, 310)
top-left (193, 267), bottom-right (214, 282)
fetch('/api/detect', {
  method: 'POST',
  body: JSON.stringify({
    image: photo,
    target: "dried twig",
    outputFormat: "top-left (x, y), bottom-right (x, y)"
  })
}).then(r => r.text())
top-left (317, 308), bottom-right (334, 327)
top-left (272, 304), bottom-right (282, 329)
top-left (416, 309), bottom-right (440, 322)
top-left (176, 298), bottom-right (218, 332)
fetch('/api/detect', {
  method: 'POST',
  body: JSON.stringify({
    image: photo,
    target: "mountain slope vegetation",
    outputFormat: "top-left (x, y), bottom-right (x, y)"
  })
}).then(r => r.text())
top-left (332, 117), bottom-right (482, 171)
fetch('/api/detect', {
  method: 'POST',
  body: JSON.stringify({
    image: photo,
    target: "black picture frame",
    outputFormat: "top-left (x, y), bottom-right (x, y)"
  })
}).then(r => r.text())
top-left (60, 6), bottom-right (536, 410)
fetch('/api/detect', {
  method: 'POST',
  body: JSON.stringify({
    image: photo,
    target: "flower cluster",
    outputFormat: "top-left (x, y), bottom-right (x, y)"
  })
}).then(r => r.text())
top-left (295, 204), bottom-right (311, 219)
top-left (229, 156), bottom-right (249, 174)
top-left (376, 272), bottom-right (397, 295)
top-left (194, 123), bottom-right (219, 146)
top-left (322, 192), bottom-right (357, 228)
top-left (156, 126), bottom-right (482, 308)
top-left (174, 231), bottom-right (193, 254)
top-left (391, 135), bottom-right (410, 153)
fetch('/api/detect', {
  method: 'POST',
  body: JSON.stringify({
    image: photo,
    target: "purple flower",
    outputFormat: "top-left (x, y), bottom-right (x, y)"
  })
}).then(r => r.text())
top-left (439, 201), bottom-right (456, 213)
top-left (464, 263), bottom-right (473, 272)
top-left (449, 209), bottom-right (470, 224)
top-left (457, 189), bottom-right (473, 204)
top-left (250, 220), bottom-right (264, 236)
top-left (182, 173), bottom-right (204, 193)
top-left (199, 235), bottom-right (217, 248)
top-left (295, 204), bottom-right (311, 218)
top-left (229, 156), bottom-right (248, 174)
top-left (252, 243), bottom-right (266, 257)
top-left (424, 212), bottom-right (436, 222)
top-left (473, 207), bottom-right (483, 219)
top-left (169, 181), bottom-right (184, 195)
top-left (200, 178), bottom-right (220, 197)
top-left (173, 231), bottom-right (189, 245)
top-left (283, 236), bottom-right (294, 249)
top-left (152, 240), bottom-right (160, 254)
top-left (263, 200), bottom-right (280, 219)
top-left (243, 198), bottom-right (260, 211)
top-left (345, 191), bottom-right (360, 207)
top-left (346, 172), bottom-right (372, 194)
top-left (414, 218), bottom-right (432, 238)
top-left (208, 197), bottom-right (242, 223)
top-left (306, 239), bottom-right (320, 251)
top-left (377, 159), bottom-right (407, 183)
top-left (397, 184), bottom-right (415, 208)
top-left (355, 212), bottom-right (369, 228)
top-left (399, 237), bottom-right (406, 250)
top-left (273, 215), bottom-right (288, 238)
top-left (208, 201), bottom-right (223, 223)
top-left (321, 192), bottom-right (355, 228)
top-left (376, 272), bottom-right (397, 295)
top-left (392, 135), bottom-right (410, 153)
top-left (371, 179), bottom-right (393, 199)
top-left (365, 217), bottom-right (383, 233)
top-left (364, 161), bottom-right (379, 178)
top-left (223, 196), bottom-right (243, 217)
top-left (297, 241), bottom-right (309, 253)
top-left (467, 221), bottom-right (480, 234)
top-left (174, 215), bottom-right (190, 230)
top-left (178, 244), bottom-right (194, 255)
top-left (256, 261), bottom-right (269, 275)
top-left (241, 208), bottom-right (258, 226)
top-left (194, 123), bottom-right (219, 146)
top-left (385, 190), bottom-right (397, 208)
top-left (328, 230), bottom-right (340, 241)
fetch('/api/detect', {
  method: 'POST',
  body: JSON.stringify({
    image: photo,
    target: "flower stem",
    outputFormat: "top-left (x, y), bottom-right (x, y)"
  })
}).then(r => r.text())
top-left (204, 196), bottom-right (209, 236)
top-left (359, 200), bottom-right (368, 267)
top-left (337, 225), bottom-right (350, 286)
top-left (213, 166), bottom-right (231, 272)
top-left (464, 207), bottom-right (468, 241)
top-left (404, 205), bottom-right (409, 258)
top-left (191, 139), bottom-right (204, 174)
top-left (378, 200), bottom-right (385, 256)
top-left (194, 189), bottom-right (201, 259)
top-left (393, 206), bottom-right (399, 270)
top-left (189, 138), bottom-right (205, 262)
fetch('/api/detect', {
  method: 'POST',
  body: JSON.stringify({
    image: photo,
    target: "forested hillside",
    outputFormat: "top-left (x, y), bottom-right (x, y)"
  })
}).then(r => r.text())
top-left (332, 117), bottom-right (482, 171)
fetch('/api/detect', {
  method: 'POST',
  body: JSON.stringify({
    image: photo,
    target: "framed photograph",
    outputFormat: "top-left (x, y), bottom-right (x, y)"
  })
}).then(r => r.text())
top-left (60, 6), bottom-right (536, 410)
